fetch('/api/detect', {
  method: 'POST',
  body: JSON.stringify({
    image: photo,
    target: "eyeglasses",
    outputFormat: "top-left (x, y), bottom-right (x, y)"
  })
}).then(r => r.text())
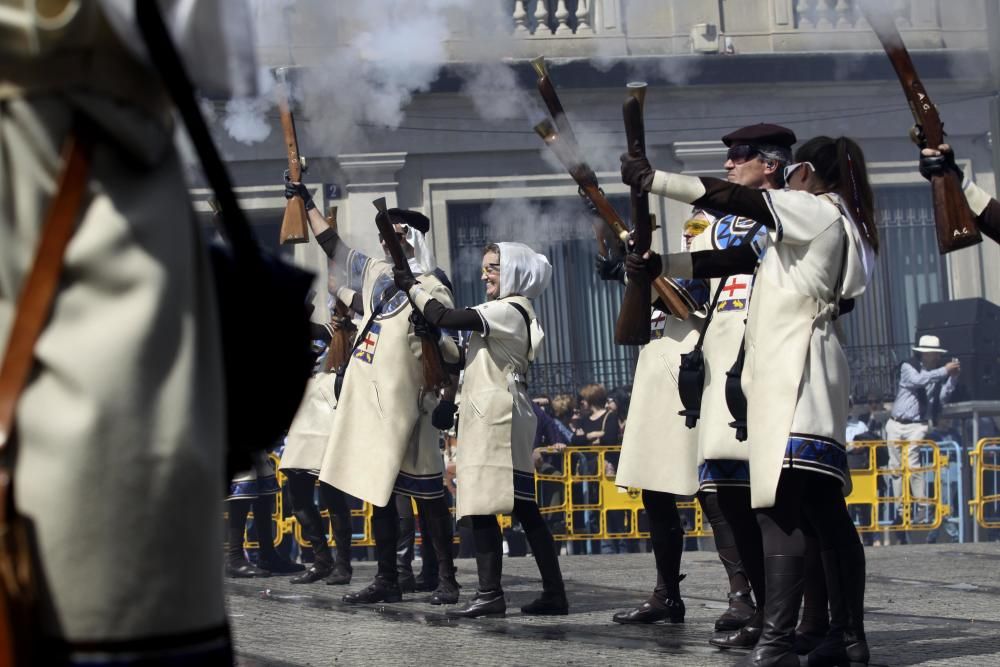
top-left (783, 161), bottom-right (814, 183)
top-left (726, 144), bottom-right (759, 163)
top-left (481, 263), bottom-right (500, 278)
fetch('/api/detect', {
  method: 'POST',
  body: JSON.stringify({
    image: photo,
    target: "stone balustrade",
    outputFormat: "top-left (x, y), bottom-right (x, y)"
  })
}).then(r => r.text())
top-left (511, 0), bottom-right (595, 37)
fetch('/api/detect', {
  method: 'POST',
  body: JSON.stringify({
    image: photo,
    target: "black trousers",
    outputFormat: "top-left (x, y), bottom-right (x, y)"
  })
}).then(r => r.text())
top-left (468, 498), bottom-right (563, 593)
top-left (699, 487), bottom-right (766, 608)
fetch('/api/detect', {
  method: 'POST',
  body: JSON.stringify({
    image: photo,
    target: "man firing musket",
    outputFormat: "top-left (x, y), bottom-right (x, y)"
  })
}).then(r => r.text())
top-left (283, 178), bottom-right (463, 606)
top-left (530, 56), bottom-right (692, 329)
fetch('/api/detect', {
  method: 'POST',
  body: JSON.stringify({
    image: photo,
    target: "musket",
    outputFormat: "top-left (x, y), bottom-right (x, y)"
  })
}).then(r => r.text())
top-left (322, 206), bottom-right (356, 372)
top-left (371, 198), bottom-right (451, 391)
top-left (861, 4), bottom-right (980, 254)
top-left (276, 68), bottom-right (309, 245)
top-left (531, 56), bottom-right (578, 148)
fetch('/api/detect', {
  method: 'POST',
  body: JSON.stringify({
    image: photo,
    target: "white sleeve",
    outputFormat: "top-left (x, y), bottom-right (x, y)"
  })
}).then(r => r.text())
top-left (762, 190), bottom-right (841, 245)
top-left (470, 301), bottom-right (528, 342)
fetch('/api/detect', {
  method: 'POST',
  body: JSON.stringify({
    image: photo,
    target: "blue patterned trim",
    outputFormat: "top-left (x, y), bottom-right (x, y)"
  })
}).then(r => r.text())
top-left (393, 471), bottom-right (445, 499)
top-left (783, 433), bottom-right (848, 483)
top-left (513, 470), bottom-right (536, 501)
top-left (698, 459), bottom-right (751, 491)
top-left (228, 475), bottom-right (279, 500)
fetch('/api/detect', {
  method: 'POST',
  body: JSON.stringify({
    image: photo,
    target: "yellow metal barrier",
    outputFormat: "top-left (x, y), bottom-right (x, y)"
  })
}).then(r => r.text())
top-left (969, 437), bottom-right (1000, 529)
top-left (846, 440), bottom-right (945, 532)
top-left (243, 440), bottom-right (949, 552)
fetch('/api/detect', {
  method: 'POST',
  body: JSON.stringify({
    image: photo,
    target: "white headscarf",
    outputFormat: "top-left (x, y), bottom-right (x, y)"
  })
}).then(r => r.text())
top-left (496, 242), bottom-right (552, 300)
top-left (404, 226), bottom-right (436, 276)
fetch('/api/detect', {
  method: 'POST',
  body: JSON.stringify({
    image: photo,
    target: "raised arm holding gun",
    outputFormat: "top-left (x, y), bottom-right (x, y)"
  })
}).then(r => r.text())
top-left (277, 68), bottom-right (310, 245)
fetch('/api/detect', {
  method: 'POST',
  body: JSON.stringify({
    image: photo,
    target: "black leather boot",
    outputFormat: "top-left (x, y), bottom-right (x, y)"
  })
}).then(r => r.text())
top-left (425, 512), bottom-right (459, 605)
top-left (613, 571), bottom-right (686, 624)
top-left (325, 512), bottom-right (353, 585)
top-left (414, 506), bottom-right (442, 592)
top-left (804, 544), bottom-right (869, 667)
top-left (445, 589), bottom-right (506, 618)
top-left (711, 608), bottom-right (763, 649)
top-left (795, 537), bottom-right (830, 654)
top-left (253, 495), bottom-right (305, 574)
top-left (225, 499), bottom-right (271, 578)
top-left (716, 589), bottom-right (756, 631)
top-left (734, 555), bottom-right (805, 667)
top-left (521, 517), bottom-right (568, 615)
top-left (290, 507), bottom-right (333, 584)
top-left (343, 504), bottom-right (400, 603)
top-left (397, 513), bottom-right (417, 593)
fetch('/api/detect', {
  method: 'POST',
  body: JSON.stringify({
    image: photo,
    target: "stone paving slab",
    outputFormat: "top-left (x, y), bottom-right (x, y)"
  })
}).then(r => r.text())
top-left (229, 543), bottom-right (1000, 666)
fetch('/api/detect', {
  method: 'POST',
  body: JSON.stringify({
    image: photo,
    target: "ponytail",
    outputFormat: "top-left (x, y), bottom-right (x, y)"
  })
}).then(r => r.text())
top-left (795, 136), bottom-right (880, 254)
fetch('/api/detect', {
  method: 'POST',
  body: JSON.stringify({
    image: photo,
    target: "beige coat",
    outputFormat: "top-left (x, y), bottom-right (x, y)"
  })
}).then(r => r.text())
top-left (0, 10), bottom-right (226, 642)
top-left (743, 191), bottom-right (871, 508)
top-left (454, 296), bottom-right (539, 518)
top-left (615, 308), bottom-right (702, 495)
top-left (280, 372), bottom-right (338, 474)
top-left (318, 257), bottom-right (453, 507)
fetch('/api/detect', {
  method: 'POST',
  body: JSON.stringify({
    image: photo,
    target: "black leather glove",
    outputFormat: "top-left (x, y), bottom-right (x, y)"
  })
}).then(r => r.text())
top-left (432, 399), bottom-right (457, 430)
top-left (624, 250), bottom-right (662, 282)
top-left (393, 266), bottom-right (417, 293)
top-left (620, 152), bottom-right (655, 192)
top-left (283, 174), bottom-right (315, 210)
top-left (919, 146), bottom-right (963, 183)
top-left (409, 310), bottom-right (437, 340)
top-left (595, 253), bottom-right (625, 282)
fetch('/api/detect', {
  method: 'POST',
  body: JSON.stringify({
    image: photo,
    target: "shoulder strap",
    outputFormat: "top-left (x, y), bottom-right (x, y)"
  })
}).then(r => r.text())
top-left (507, 301), bottom-right (533, 357)
top-left (693, 220), bottom-right (764, 352)
top-left (0, 131), bottom-right (90, 451)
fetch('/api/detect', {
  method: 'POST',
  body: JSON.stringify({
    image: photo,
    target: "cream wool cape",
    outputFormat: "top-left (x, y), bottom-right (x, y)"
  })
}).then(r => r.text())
top-left (694, 217), bottom-right (765, 468)
top-left (318, 259), bottom-right (453, 507)
top-left (615, 308), bottom-right (702, 494)
top-left (0, 0), bottom-right (255, 642)
top-left (651, 172), bottom-right (872, 509)
top-left (279, 371), bottom-right (338, 474)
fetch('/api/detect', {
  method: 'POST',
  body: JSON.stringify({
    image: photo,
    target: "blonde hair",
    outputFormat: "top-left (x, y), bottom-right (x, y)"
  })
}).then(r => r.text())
top-left (578, 383), bottom-right (608, 407)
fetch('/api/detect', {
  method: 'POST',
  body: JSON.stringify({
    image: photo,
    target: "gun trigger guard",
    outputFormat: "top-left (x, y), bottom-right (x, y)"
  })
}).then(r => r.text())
top-left (908, 124), bottom-right (926, 148)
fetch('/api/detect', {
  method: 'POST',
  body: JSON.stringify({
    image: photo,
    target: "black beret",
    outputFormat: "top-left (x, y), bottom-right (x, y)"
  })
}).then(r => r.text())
top-left (387, 208), bottom-right (430, 234)
top-left (721, 123), bottom-right (797, 149)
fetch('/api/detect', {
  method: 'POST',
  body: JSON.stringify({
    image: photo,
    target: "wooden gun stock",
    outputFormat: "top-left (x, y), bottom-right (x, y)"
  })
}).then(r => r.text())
top-left (616, 84), bottom-right (653, 345)
top-left (323, 207), bottom-right (355, 371)
top-left (861, 5), bottom-right (980, 254)
top-left (277, 70), bottom-right (309, 245)
top-left (371, 198), bottom-right (450, 391)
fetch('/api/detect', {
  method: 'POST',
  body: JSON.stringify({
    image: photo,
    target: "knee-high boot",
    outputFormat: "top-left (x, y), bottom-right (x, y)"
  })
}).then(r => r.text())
top-left (342, 504), bottom-right (402, 604)
top-left (805, 543), bottom-right (869, 667)
top-left (446, 515), bottom-right (506, 618)
top-left (418, 498), bottom-right (459, 605)
top-left (252, 494), bottom-right (304, 574)
top-left (520, 510), bottom-right (568, 615)
top-left (614, 503), bottom-right (685, 624)
top-left (225, 499), bottom-right (269, 577)
top-left (795, 536), bottom-right (831, 653)
top-left (319, 482), bottom-right (353, 585)
top-left (416, 508), bottom-right (440, 591)
top-left (396, 500), bottom-right (417, 593)
top-left (286, 473), bottom-right (333, 584)
top-left (736, 555), bottom-right (805, 667)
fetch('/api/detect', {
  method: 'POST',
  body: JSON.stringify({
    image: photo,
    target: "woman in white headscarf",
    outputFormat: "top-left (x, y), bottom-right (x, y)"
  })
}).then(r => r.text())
top-left (395, 241), bottom-right (566, 619)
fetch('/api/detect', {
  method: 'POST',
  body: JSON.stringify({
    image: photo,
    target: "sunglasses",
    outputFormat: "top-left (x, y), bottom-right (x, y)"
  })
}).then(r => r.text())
top-left (481, 263), bottom-right (501, 278)
top-left (726, 144), bottom-right (759, 163)
top-left (783, 161), bottom-right (814, 183)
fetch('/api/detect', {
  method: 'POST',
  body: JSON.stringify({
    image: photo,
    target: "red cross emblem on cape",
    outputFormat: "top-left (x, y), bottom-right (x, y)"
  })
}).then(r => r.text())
top-left (353, 322), bottom-right (381, 364)
top-left (718, 276), bottom-right (751, 313)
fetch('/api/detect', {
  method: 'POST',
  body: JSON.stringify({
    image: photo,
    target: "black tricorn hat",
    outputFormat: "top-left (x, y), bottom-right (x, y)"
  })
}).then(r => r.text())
top-left (386, 208), bottom-right (430, 234)
top-left (722, 123), bottom-right (797, 149)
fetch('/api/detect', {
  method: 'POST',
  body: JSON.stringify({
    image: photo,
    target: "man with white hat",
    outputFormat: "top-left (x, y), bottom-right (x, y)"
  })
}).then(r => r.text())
top-left (885, 334), bottom-right (960, 524)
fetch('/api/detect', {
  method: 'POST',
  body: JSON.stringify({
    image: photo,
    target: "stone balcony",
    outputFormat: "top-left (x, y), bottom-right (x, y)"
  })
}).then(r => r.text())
top-left (257, 1), bottom-right (988, 70)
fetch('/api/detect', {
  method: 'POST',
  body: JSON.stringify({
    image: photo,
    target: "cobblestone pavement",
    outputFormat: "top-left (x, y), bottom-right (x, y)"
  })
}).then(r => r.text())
top-left (229, 543), bottom-right (1000, 666)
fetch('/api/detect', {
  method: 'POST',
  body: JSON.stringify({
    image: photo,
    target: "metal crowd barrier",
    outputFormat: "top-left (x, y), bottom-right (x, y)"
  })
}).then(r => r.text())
top-left (243, 441), bottom-right (957, 552)
top-left (969, 437), bottom-right (1000, 530)
top-left (845, 439), bottom-right (948, 534)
